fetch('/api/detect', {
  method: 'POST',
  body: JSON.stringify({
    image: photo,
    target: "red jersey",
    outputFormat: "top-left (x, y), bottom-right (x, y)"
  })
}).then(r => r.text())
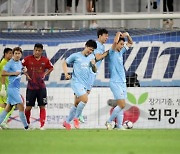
top-left (22, 55), bottom-right (53, 90)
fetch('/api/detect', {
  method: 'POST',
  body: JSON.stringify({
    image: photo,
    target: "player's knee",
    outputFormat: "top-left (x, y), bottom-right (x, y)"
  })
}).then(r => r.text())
top-left (5, 107), bottom-right (11, 112)
top-left (79, 94), bottom-right (88, 103)
top-left (25, 106), bottom-right (32, 111)
top-left (117, 100), bottom-right (126, 109)
top-left (120, 103), bottom-right (125, 109)
top-left (17, 104), bottom-right (25, 112)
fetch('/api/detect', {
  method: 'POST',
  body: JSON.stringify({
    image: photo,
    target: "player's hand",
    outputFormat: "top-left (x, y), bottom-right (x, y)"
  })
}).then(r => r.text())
top-left (118, 32), bottom-right (123, 37)
top-left (22, 66), bottom-right (27, 74)
top-left (26, 74), bottom-right (32, 80)
top-left (90, 59), bottom-right (96, 66)
top-left (90, 60), bottom-right (97, 73)
top-left (122, 32), bottom-right (129, 38)
top-left (0, 84), bottom-right (6, 97)
top-left (65, 73), bottom-right (71, 80)
top-left (41, 73), bottom-right (45, 80)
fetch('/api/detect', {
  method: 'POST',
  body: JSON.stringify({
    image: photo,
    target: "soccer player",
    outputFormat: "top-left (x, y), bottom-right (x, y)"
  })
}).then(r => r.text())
top-left (22, 43), bottom-right (53, 130)
top-left (74, 32), bottom-right (106, 122)
top-left (105, 31), bottom-right (133, 130)
top-left (62, 39), bottom-right (97, 130)
top-left (87, 28), bottom-right (109, 91)
top-left (0, 47), bottom-right (29, 130)
top-left (0, 48), bottom-right (14, 129)
top-left (77, 28), bottom-right (109, 123)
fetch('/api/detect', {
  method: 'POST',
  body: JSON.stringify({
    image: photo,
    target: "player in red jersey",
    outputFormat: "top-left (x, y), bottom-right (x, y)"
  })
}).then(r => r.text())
top-left (22, 43), bottom-right (53, 130)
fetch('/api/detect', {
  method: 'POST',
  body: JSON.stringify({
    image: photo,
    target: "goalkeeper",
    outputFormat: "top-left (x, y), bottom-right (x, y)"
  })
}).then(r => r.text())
top-left (0, 48), bottom-right (14, 129)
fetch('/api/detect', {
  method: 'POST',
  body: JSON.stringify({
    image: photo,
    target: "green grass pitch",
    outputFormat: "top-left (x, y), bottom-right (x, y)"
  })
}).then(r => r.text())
top-left (0, 129), bottom-right (179, 154)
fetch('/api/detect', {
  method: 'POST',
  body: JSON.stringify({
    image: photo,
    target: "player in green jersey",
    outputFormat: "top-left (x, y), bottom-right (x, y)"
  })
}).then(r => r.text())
top-left (0, 48), bottom-right (14, 129)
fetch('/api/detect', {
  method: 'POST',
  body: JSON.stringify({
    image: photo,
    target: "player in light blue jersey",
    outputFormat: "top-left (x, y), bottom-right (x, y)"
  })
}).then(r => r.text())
top-left (62, 40), bottom-right (97, 130)
top-left (0, 47), bottom-right (29, 130)
top-left (77, 29), bottom-right (109, 123)
top-left (87, 28), bottom-right (109, 91)
top-left (105, 32), bottom-right (133, 130)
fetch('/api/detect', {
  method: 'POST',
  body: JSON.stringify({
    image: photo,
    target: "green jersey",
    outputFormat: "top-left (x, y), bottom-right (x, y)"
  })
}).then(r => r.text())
top-left (0, 58), bottom-right (9, 90)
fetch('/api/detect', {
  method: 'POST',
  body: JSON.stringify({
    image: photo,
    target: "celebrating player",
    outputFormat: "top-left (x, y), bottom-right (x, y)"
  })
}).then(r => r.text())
top-left (87, 28), bottom-right (109, 91)
top-left (77, 28), bottom-right (109, 123)
top-left (0, 48), bottom-right (14, 129)
top-left (105, 31), bottom-right (133, 130)
top-left (0, 47), bottom-right (29, 130)
top-left (22, 43), bottom-right (53, 130)
top-left (62, 39), bottom-right (97, 130)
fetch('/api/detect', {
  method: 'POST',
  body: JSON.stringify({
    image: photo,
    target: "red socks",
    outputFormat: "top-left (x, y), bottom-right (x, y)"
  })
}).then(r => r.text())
top-left (25, 108), bottom-right (46, 127)
top-left (40, 108), bottom-right (46, 127)
top-left (25, 110), bottom-right (31, 124)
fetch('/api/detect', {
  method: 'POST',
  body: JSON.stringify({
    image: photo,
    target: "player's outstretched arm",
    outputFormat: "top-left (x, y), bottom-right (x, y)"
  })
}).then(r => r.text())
top-left (62, 60), bottom-right (71, 80)
top-left (1, 70), bottom-right (20, 76)
top-left (95, 50), bottom-right (109, 61)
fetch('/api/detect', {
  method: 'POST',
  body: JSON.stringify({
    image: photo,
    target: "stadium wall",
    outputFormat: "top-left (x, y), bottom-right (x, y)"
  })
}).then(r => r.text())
top-left (0, 40), bottom-right (180, 87)
top-left (8, 87), bottom-right (180, 129)
top-left (0, 30), bottom-right (180, 129)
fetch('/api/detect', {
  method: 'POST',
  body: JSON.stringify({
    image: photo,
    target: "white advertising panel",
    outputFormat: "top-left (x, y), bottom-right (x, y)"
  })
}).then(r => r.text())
top-left (8, 87), bottom-right (180, 129)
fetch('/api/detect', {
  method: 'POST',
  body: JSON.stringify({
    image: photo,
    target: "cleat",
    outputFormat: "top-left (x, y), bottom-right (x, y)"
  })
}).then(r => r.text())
top-left (40, 126), bottom-right (46, 130)
top-left (116, 126), bottom-right (127, 131)
top-left (28, 124), bottom-right (35, 130)
top-left (63, 121), bottom-right (71, 130)
top-left (78, 115), bottom-right (85, 123)
top-left (73, 118), bottom-right (79, 129)
top-left (0, 123), bottom-right (9, 129)
top-left (105, 121), bottom-right (113, 130)
top-left (24, 125), bottom-right (30, 130)
top-left (113, 123), bottom-right (118, 129)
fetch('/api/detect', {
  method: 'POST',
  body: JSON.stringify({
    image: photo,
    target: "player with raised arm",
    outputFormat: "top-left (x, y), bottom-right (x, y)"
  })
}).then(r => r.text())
top-left (22, 43), bottom-right (53, 130)
top-left (0, 48), bottom-right (14, 129)
top-left (0, 47), bottom-right (29, 130)
top-left (105, 31), bottom-right (133, 130)
top-left (62, 39), bottom-right (97, 130)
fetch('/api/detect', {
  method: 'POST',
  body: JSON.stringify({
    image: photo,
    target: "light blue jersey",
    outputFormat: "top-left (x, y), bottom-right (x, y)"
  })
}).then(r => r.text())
top-left (109, 45), bottom-right (129, 82)
top-left (87, 41), bottom-right (105, 90)
top-left (94, 41), bottom-right (105, 70)
top-left (4, 59), bottom-right (23, 105)
top-left (66, 52), bottom-right (95, 91)
top-left (109, 45), bottom-right (129, 100)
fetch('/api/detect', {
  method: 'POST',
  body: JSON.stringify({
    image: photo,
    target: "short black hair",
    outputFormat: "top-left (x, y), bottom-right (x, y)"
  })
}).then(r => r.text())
top-left (12, 47), bottom-right (22, 54)
top-left (118, 37), bottom-right (125, 43)
top-left (34, 43), bottom-right (43, 49)
top-left (3, 48), bottom-right (12, 55)
top-left (97, 28), bottom-right (108, 38)
top-left (0, 48), bottom-right (12, 61)
top-left (85, 40), bottom-right (97, 49)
